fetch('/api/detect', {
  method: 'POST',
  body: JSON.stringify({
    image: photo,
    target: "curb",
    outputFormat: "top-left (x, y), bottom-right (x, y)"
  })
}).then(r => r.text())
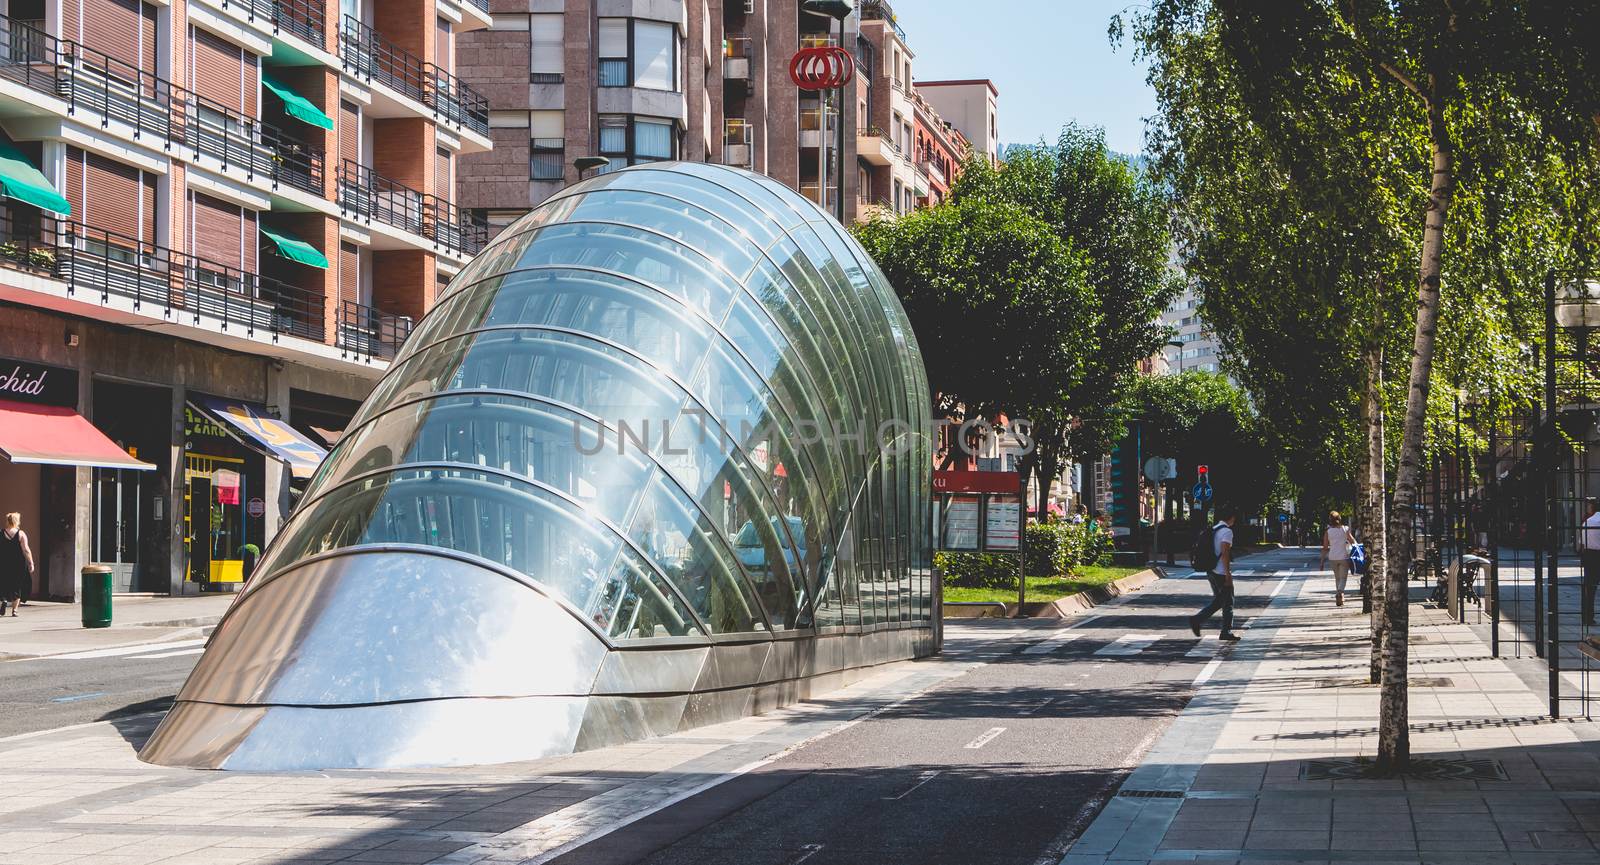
top-left (0, 622), bottom-right (217, 662)
top-left (944, 567), bottom-right (1164, 619)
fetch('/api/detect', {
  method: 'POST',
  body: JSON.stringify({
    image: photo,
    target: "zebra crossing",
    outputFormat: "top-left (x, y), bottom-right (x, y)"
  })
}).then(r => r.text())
top-left (43, 639), bottom-right (207, 661)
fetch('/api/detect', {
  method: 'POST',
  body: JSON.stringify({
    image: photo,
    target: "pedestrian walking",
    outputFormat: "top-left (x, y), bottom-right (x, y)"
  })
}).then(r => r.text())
top-left (1189, 504), bottom-right (1241, 642)
top-left (1322, 511), bottom-right (1355, 607)
top-left (1580, 498), bottom-right (1600, 626)
top-left (0, 512), bottom-right (35, 618)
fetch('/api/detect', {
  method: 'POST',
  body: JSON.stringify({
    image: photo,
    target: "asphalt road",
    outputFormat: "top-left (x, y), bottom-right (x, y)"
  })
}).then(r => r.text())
top-left (0, 641), bottom-right (202, 737)
top-left (550, 549), bottom-right (1310, 865)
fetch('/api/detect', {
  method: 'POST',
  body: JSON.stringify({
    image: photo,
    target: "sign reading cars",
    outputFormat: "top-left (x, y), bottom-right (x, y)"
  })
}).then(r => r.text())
top-left (789, 45), bottom-right (855, 90)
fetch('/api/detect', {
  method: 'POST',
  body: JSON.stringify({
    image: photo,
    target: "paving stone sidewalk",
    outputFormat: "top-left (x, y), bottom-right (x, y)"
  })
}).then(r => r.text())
top-left (0, 621), bottom-right (1043, 865)
top-left (0, 595), bottom-right (235, 660)
top-left (1065, 553), bottom-right (1600, 865)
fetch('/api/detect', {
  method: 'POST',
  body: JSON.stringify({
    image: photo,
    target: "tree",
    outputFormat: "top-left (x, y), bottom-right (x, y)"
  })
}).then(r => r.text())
top-left (1127, 1), bottom-right (1600, 772)
top-left (852, 195), bottom-right (1096, 457)
top-left (1128, 370), bottom-right (1279, 518)
top-left (947, 126), bottom-right (1182, 518)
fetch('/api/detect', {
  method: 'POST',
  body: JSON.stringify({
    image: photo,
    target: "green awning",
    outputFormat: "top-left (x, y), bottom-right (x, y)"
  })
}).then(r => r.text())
top-left (261, 74), bottom-right (334, 130)
top-left (0, 138), bottom-right (70, 215)
top-left (260, 225), bottom-right (329, 269)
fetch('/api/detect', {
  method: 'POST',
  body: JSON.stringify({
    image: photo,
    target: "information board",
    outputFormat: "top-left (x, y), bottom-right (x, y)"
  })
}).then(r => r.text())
top-left (985, 495), bottom-right (1021, 550)
top-left (942, 496), bottom-right (981, 550)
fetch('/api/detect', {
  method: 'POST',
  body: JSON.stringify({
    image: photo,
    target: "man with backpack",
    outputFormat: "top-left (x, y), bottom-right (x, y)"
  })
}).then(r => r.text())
top-left (1189, 504), bottom-right (1241, 642)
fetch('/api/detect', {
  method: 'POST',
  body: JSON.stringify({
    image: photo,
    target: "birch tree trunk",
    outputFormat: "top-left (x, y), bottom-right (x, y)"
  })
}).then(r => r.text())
top-left (1364, 341), bottom-right (1388, 684)
top-left (1379, 94), bottom-right (1454, 774)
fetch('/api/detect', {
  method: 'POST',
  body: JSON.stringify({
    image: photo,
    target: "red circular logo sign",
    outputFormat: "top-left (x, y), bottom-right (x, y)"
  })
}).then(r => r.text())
top-left (789, 46), bottom-right (855, 90)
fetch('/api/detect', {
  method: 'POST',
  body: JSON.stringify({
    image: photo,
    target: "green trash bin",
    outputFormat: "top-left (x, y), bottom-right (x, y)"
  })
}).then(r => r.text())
top-left (81, 564), bottom-right (113, 629)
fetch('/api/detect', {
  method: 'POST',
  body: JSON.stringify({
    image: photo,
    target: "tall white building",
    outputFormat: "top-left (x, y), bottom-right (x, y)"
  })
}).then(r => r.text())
top-left (1159, 284), bottom-right (1224, 375)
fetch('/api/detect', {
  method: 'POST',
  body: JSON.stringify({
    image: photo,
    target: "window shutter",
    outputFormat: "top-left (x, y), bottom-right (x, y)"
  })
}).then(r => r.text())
top-left (597, 19), bottom-right (627, 57)
top-left (531, 14), bottom-right (563, 74)
top-left (530, 110), bottom-right (562, 139)
top-left (191, 192), bottom-right (246, 270)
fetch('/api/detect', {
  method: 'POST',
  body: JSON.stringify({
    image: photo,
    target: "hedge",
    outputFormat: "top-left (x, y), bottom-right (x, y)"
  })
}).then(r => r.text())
top-left (939, 520), bottom-right (1114, 588)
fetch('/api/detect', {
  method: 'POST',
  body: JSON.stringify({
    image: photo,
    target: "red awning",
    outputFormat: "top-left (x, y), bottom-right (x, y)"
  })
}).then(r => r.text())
top-left (0, 399), bottom-right (155, 470)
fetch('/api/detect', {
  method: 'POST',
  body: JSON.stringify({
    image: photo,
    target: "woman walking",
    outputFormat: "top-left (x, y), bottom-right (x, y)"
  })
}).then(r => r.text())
top-left (0, 512), bottom-right (35, 617)
top-left (1321, 511), bottom-right (1354, 606)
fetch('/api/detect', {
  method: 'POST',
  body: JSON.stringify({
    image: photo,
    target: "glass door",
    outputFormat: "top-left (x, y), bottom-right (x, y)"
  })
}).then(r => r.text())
top-left (92, 468), bottom-right (142, 592)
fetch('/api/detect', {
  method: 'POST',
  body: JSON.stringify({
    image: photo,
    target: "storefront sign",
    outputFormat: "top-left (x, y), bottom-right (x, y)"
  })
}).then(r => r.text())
top-left (0, 357), bottom-right (78, 408)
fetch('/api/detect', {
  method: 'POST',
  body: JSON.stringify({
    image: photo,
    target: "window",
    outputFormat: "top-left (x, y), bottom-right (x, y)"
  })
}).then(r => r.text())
top-left (633, 21), bottom-right (676, 91)
top-left (531, 14), bottom-right (563, 83)
top-left (598, 114), bottom-right (677, 170)
top-left (531, 110), bottom-right (564, 180)
top-left (598, 18), bottom-right (628, 86)
top-left (598, 18), bottom-right (679, 91)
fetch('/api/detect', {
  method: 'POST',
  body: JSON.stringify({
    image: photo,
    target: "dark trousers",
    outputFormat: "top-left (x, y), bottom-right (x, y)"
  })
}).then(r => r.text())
top-left (1195, 571), bottom-right (1235, 635)
top-left (1583, 551), bottom-right (1600, 624)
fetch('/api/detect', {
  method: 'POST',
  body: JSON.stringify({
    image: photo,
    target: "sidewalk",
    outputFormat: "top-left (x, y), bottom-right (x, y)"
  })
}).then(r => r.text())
top-left (1067, 551), bottom-right (1600, 865)
top-left (0, 594), bottom-right (235, 660)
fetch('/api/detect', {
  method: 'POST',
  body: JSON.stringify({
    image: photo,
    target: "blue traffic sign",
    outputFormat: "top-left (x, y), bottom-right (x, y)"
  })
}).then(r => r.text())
top-left (1278, 513), bottom-right (1289, 523)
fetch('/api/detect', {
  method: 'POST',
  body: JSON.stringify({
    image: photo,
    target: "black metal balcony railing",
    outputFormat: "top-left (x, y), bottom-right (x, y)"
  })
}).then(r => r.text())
top-left (0, 214), bottom-right (326, 343)
top-left (337, 299), bottom-right (412, 361)
top-left (215, 0), bottom-right (276, 26)
top-left (463, 0), bottom-right (489, 13)
top-left (0, 15), bottom-right (325, 198)
top-left (337, 159), bottom-right (487, 256)
top-left (340, 15), bottom-right (488, 137)
top-left (271, 0), bottom-right (325, 47)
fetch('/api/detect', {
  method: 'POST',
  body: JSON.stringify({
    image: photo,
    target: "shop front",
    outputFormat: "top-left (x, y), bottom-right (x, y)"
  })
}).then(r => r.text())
top-left (183, 396), bottom-right (326, 588)
top-left (0, 357), bottom-right (156, 597)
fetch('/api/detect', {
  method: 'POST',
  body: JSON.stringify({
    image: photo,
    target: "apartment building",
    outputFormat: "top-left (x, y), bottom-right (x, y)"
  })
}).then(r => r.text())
top-left (910, 86), bottom-right (965, 208)
top-left (0, 0), bottom-right (492, 600)
top-left (459, 0), bottom-right (959, 230)
top-left (914, 78), bottom-right (998, 165)
top-left (1160, 284), bottom-right (1224, 374)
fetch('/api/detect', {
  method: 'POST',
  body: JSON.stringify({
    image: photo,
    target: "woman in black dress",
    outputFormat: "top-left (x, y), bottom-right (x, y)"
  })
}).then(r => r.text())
top-left (0, 512), bottom-right (35, 617)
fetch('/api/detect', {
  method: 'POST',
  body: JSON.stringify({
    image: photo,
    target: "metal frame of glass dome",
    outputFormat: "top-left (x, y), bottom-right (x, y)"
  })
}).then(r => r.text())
top-left (139, 163), bottom-right (938, 771)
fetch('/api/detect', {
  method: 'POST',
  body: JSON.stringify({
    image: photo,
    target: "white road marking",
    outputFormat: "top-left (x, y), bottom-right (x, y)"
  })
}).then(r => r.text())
top-left (964, 727), bottom-right (1007, 749)
top-left (1020, 698), bottom-right (1054, 716)
top-left (1185, 638), bottom-right (1217, 658)
top-left (1094, 634), bottom-right (1164, 656)
top-left (1270, 575), bottom-right (1291, 597)
top-left (1022, 631), bottom-right (1083, 655)
top-left (44, 639), bottom-right (207, 660)
top-left (1192, 657), bottom-right (1223, 687)
top-left (883, 770), bottom-right (940, 800)
top-left (129, 647), bottom-right (206, 659)
top-left (792, 844), bottom-right (824, 864)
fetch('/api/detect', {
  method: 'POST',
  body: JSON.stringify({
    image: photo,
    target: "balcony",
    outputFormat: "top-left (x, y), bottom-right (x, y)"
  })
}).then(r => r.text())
top-left (856, 197), bottom-right (894, 222)
top-left (340, 15), bottom-right (489, 138)
top-left (0, 15), bottom-right (325, 198)
top-left (337, 298), bottom-right (412, 361)
top-left (723, 37), bottom-right (750, 81)
top-left (920, 158), bottom-right (945, 187)
top-left (337, 158), bottom-right (487, 256)
top-left (271, 0), bottom-right (325, 48)
top-left (799, 106), bottom-right (834, 150)
top-left (723, 118), bottom-right (751, 167)
top-left (0, 214), bottom-right (326, 343)
top-left (857, 127), bottom-right (892, 166)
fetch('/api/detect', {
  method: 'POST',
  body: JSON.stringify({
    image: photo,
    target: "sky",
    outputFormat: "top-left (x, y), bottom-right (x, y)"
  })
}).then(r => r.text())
top-left (895, 0), bottom-right (1158, 156)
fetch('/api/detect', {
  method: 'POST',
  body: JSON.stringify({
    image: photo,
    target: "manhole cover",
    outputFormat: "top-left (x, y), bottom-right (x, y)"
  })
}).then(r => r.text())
top-left (1117, 789), bottom-right (1185, 799)
top-left (1300, 757), bottom-right (1506, 781)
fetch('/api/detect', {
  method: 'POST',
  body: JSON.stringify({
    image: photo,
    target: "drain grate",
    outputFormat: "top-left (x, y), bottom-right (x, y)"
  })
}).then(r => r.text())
top-left (1117, 789), bottom-right (1186, 799)
top-left (1300, 757), bottom-right (1506, 781)
top-left (1317, 676), bottom-right (1453, 688)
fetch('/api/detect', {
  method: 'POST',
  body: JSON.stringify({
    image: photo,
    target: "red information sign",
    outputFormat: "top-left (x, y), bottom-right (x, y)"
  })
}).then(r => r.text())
top-left (933, 470), bottom-right (1023, 495)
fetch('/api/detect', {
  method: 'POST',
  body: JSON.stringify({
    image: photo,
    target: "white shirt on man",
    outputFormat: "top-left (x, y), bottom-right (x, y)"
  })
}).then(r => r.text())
top-left (1581, 512), bottom-right (1600, 551)
top-left (1213, 523), bottom-right (1234, 559)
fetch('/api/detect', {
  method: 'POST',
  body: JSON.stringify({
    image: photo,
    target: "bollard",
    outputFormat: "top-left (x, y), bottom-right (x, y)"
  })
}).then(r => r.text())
top-left (81, 564), bottom-right (113, 629)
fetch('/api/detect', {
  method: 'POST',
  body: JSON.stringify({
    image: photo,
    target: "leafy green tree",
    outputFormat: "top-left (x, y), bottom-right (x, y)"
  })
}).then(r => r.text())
top-left (946, 126), bottom-right (1182, 518)
top-left (852, 195), bottom-right (1096, 452)
top-left (1128, 371), bottom-right (1278, 519)
top-left (1126, 1), bottom-right (1600, 772)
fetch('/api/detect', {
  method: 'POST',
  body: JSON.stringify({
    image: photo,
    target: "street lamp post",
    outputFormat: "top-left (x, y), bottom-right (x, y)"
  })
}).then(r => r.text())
top-left (572, 156), bottom-right (610, 182)
top-left (1167, 339), bottom-right (1184, 374)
